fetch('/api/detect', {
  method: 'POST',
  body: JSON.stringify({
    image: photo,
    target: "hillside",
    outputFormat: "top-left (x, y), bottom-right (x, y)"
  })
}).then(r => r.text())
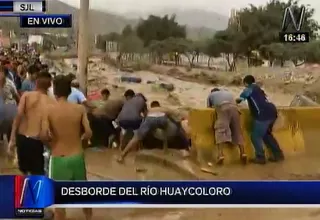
top-left (0, 0), bottom-right (226, 39)
top-left (47, 0), bottom-right (136, 34)
top-left (145, 8), bottom-right (229, 30)
top-left (0, 0), bottom-right (136, 35)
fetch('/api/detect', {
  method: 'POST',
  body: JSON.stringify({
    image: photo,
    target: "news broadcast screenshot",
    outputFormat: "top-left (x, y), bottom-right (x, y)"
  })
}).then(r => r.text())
top-left (0, 0), bottom-right (318, 219)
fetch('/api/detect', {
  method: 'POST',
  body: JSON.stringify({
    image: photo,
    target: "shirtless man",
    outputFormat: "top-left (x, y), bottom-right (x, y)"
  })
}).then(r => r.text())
top-left (41, 75), bottom-right (92, 220)
top-left (8, 71), bottom-right (54, 175)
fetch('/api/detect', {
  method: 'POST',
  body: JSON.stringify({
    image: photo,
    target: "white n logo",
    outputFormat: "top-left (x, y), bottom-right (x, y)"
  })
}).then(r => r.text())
top-left (281, 6), bottom-right (306, 31)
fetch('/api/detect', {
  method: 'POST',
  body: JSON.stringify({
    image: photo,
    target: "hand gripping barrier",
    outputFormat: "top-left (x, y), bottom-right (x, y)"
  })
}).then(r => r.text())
top-left (189, 107), bottom-right (320, 165)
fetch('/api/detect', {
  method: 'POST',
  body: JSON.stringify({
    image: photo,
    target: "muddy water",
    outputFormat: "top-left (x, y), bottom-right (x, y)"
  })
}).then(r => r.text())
top-left (65, 58), bottom-right (293, 108)
top-left (77, 149), bottom-right (320, 220)
top-left (1, 145), bottom-right (320, 220)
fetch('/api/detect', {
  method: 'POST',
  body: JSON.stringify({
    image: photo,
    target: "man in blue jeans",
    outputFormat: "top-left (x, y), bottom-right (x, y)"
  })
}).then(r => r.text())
top-left (236, 75), bottom-right (284, 164)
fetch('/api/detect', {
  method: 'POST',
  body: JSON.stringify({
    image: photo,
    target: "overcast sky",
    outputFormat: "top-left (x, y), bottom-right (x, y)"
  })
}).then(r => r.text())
top-left (62, 0), bottom-right (320, 21)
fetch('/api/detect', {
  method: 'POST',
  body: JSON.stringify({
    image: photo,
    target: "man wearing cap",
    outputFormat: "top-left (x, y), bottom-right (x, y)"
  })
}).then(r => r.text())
top-left (207, 88), bottom-right (247, 165)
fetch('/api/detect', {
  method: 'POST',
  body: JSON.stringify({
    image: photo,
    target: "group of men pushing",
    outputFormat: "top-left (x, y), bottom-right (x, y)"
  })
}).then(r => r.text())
top-left (0, 51), bottom-right (285, 219)
top-left (208, 74), bottom-right (284, 165)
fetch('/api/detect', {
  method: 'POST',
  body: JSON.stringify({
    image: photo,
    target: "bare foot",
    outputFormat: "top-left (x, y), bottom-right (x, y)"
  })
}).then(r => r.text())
top-left (116, 156), bottom-right (124, 164)
top-left (240, 154), bottom-right (247, 165)
top-left (216, 156), bottom-right (225, 165)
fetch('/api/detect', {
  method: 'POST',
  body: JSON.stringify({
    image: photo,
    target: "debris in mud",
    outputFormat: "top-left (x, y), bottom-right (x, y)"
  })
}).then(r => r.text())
top-left (167, 68), bottom-right (184, 77)
top-left (159, 83), bottom-right (175, 92)
top-left (167, 93), bottom-right (182, 106)
top-left (120, 67), bottom-right (134, 73)
top-left (147, 80), bottom-right (156, 84)
top-left (229, 75), bottom-right (242, 86)
top-left (120, 76), bottom-right (142, 83)
top-left (135, 167), bottom-right (147, 173)
top-left (200, 167), bottom-right (218, 176)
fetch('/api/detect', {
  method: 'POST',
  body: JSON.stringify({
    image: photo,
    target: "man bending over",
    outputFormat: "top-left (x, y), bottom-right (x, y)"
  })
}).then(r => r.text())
top-left (116, 90), bottom-right (147, 151)
top-left (207, 88), bottom-right (247, 165)
top-left (117, 101), bottom-right (189, 163)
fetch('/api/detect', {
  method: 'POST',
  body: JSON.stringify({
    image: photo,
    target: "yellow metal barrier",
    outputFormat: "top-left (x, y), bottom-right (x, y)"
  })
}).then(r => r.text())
top-left (189, 107), bottom-right (320, 165)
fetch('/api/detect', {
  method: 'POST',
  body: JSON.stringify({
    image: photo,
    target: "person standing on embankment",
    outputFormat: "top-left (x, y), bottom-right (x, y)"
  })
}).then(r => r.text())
top-left (236, 75), bottom-right (284, 164)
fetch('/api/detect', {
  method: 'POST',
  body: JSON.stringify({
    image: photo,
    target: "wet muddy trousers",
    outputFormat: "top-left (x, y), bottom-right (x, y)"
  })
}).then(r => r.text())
top-left (251, 119), bottom-right (283, 160)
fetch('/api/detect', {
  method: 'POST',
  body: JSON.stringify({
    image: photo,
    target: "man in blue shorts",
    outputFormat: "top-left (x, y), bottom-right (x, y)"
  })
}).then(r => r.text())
top-left (117, 100), bottom-right (190, 163)
top-left (116, 90), bottom-right (147, 154)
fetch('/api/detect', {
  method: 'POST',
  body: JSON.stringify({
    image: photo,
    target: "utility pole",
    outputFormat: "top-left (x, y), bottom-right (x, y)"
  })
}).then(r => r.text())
top-left (77, 0), bottom-right (89, 95)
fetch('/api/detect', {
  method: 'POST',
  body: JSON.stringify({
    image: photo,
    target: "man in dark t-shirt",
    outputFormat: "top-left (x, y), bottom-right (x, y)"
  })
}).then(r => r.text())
top-left (116, 90), bottom-right (147, 156)
top-left (236, 75), bottom-right (284, 164)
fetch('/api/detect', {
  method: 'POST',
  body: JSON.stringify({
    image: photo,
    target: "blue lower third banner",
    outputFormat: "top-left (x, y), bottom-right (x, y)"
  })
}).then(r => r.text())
top-left (1, 175), bottom-right (320, 218)
top-left (20, 14), bottom-right (72, 28)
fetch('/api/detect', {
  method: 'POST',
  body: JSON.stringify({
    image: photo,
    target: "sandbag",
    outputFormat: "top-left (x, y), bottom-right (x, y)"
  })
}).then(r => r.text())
top-left (120, 76), bottom-right (142, 83)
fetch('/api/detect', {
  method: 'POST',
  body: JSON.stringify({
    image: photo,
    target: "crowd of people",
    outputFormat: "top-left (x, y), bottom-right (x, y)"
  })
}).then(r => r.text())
top-left (0, 49), bottom-right (285, 219)
top-left (0, 50), bottom-right (192, 220)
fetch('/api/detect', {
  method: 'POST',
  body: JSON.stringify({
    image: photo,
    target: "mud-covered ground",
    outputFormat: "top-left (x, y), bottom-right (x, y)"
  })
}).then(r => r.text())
top-left (57, 58), bottom-right (298, 108)
top-left (1, 146), bottom-right (320, 220)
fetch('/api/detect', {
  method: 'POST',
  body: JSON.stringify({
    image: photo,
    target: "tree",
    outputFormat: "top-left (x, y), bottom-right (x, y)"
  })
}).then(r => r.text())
top-left (213, 28), bottom-right (245, 71)
top-left (305, 41), bottom-right (320, 63)
top-left (122, 25), bottom-right (134, 37)
top-left (260, 43), bottom-right (289, 67)
top-left (203, 38), bottom-right (221, 68)
top-left (206, 0), bottom-right (320, 69)
top-left (118, 35), bottom-right (144, 62)
top-left (105, 32), bottom-right (121, 42)
top-left (136, 15), bottom-right (186, 47)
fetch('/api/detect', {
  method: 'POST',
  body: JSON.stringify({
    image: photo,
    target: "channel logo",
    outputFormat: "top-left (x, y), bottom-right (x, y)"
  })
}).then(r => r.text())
top-left (14, 175), bottom-right (44, 218)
